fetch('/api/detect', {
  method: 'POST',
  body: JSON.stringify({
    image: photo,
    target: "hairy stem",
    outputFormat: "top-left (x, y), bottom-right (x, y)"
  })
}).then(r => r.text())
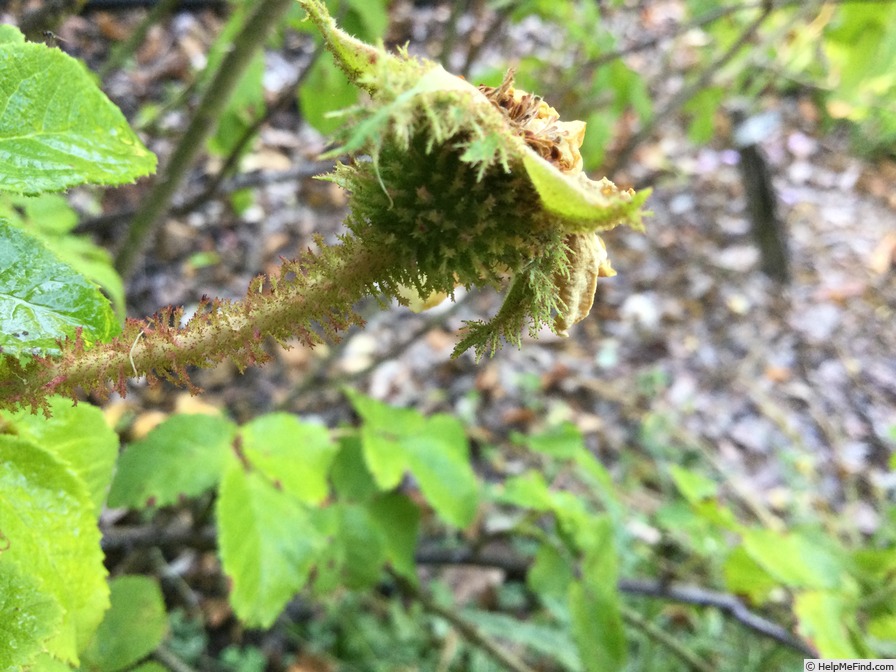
top-left (2, 240), bottom-right (397, 411)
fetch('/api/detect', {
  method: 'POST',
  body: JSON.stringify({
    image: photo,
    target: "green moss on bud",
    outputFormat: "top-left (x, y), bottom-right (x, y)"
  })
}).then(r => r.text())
top-left (330, 130), bottom-right (564, 298)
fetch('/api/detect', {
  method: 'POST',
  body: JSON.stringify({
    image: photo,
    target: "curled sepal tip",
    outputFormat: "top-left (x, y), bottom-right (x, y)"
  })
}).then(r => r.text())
top-left (523, 154), bottom-right (652, 234)
top-left (297, 0), bottom-right (397, 92)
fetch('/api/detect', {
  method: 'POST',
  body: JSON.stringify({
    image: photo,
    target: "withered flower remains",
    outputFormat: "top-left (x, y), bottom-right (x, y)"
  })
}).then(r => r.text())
top-left (299, 0), bottom-right (650, 357)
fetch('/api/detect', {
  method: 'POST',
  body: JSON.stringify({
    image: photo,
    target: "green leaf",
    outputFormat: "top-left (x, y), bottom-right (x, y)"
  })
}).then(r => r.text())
top-left (528, 542), bottom-right (574, 599)
top-left (668, 465), bottom-right (718, 503)
top-left (358, 422), bottom-right (408, 490)
top-left (0, 24), bottom-right (26, 44)
top-left (208, 52), bottom-right (266, 157)
top-left (684, 86), bottom-right (725, 144)
top-left (0, 194), bottom-right (126, 319)
top-left (569, 517), bottom-right (626, 672)
top-left (300, 57), bottom-right (359, 135)
top-left (22, 652), bottom-right (73, 672)
top-left (80, 576), bottom-right (167, 672)
top-left (579, 109), bottom-right (613, 170)
top-left (852, 547), bottom-right (896, 581)
top-left (0, 436), bottom-right (108, 664)
top-left (0, 193), bottom-right (77, 234)
top-left (519, 424), bottom-right (621, 514)
top-left (345, 388), bottom-right (419, 489)
top-left (0, 562), bottom-right (64, 670)
top-left (240, 413), bottom-right (337, 505)
top-left (130, 664), bottom-right (169, 672)
top-left (868, 613), bottom-right (896, 641)
top-left (217, 463), bottom-right (322, 627)
top-left (741, 529), bottom-right (843, 590)
top-left (522, 422), bottom-right (587, 460)
top-left (795, 590), bottom-right (862, 658)
top-left (367, 493), bottom-right (420, 581)
top-left (346, 390), bottom-right (478, 527)
top-left (43, 233), bottom-right (126, 320)
top-left (330, 435), bottom-right (381, 501)
top-left (722, 546), bottom-right (779, 603)
top-left (497, 471), bottom-right (555, 511)
top-left (0, 38), bottom-right (156, 194)
top-left (107, 414), bottom-right (236, 509)
top-left (335, 503), bottom-right (387, 589)
top-left (0, 221), bottom-right (120, 356)
top-left (3, 396), bottom-right (118, 511)
top-left (304, 505), bottom-right (342, 596)
top-left (403, 414), bottom-right (479, 529)
top-left (343, 0), bottom-right (389, 37)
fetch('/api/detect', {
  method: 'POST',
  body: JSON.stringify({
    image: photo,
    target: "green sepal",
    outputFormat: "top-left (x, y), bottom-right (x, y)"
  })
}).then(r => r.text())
top-left (523, 153), bottom-right (652, 233)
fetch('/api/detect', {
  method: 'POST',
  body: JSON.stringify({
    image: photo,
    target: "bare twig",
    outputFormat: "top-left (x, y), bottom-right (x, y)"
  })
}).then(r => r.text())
top-left (101, 523), bottom-right (217, 552)
top-left (101, 524), bottom-right (813, 656)
top-left (618, 579), bottom-right (816, 657)
top-left (606, 3), bottom-right (776, 173)
top-left (114, 0), bottom-right (294, 279)
top-left (179, 43), bottom-right (324, 214)
top-left (395, 574), bottom-right (539, 672)
top-left (460, 2), bottom-right (515, 78)
top-left (414, 546), bottom-right (815, 656)
top-left (580, 2), bottom-right (749, 75)
top-left (622, 606), bottom-right (715, 672)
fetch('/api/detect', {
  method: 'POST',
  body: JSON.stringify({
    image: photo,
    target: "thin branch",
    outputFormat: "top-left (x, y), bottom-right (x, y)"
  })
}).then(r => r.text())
top-left (414, 546), bottom-right (815, 656)
top-left (436, 0), bottom-right (471, 69)
top-left (583, 0), bottom-right (896, 78)
top-left (606, 3), bottom-right (775, 173)
top-left (114, 0), bottom-right (295, 279)
top-left (101, 523), bottom-right (217, 552)
top-left (74, 162), bottom-right (335, 235)
top-left (178, 43), bottom-right (325, 215)
top-left (580, 2), bottom-right (751, 75)
top-left (103, 527), bottom-right (815, 658)
top-left (622, 606), bottom-right (715, 672)
top-left (618, 579), bottom-right (817, 657)
top-left (395, 575), bottom-right (539, 672)
top-left (460, 3), bottom-right (514, 78)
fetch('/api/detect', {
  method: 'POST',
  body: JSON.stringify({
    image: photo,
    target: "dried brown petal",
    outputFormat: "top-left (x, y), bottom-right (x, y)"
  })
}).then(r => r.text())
top-left (480, 72), bottom-right (586, 175)
top-left (553, 234), bottom-right (615, 336)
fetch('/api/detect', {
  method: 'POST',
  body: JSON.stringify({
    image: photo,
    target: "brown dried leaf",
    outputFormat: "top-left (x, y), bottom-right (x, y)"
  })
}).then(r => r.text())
top-left (553, 234), bottom-right (615, 335)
